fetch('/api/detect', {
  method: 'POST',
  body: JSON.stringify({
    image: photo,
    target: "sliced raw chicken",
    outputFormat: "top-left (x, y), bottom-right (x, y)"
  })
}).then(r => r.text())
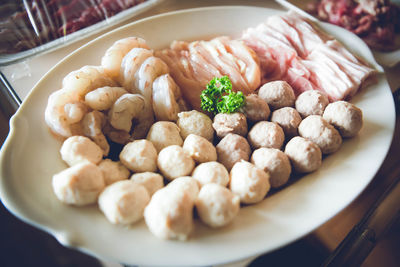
top-left (155, 37), bottom-right (261, 110)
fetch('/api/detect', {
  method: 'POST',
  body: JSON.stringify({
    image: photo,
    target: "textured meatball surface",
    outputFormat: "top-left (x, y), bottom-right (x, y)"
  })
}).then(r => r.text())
top-left (295, 90), bottom-right (329, 118)
top-left (183, 134), bottom-right (217, 163)
top-left (192, 161), bottom-right (230, 187)
top-left (119, 139), bottom-right (158, 172)
top-left (251, 147), bottom-right (291, 188)
top-left (216, 133), bottom-right (251, 171)
top-left (196, 184), bottom-right (240, 228)
top-left (98, 180), bottom-right (150, 225)
top-left (323, 101), bottom-right (363, 138)
top-left (258, 81), bottom-right (295, 110)
top-left (285, 136), bottom-right (322, 173)
top-left (271, 107), bottom-right (302, 138)
top-left (177, 110), bottom-right (214, 141)
top-left (146, 121), bottom-right (183, 152)
top-left (229, 161), bottom-right (270, 204)
top-left (298, 115), bottom-right (342, 154)
top-left (241, 94), bottom-right (270, 122)
top-left (213, 112), bottom-right (248, 138)
top-left (248, 121), bottom-right (285, 149)
top-left (157, 145), bottom-right (195, 180)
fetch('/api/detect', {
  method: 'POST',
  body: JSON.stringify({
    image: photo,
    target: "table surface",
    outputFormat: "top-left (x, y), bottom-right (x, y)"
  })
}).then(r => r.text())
top-left (0, 1), bottom-right (399, 266)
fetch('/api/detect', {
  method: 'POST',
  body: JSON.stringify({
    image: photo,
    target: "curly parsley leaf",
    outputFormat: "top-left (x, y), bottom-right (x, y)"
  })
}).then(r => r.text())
top-left (217, 91), bottom-right (245, 114)
top-left (200, 76), bottom-right (245, 115)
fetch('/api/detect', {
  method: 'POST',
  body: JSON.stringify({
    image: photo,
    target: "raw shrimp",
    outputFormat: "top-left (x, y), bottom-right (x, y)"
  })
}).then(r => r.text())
top-left (106, 92), bottom-right (154, 140)
top-left (131, 57), bottom-right (170, 136)
top-left (62, 66), bottom-right (117, 98)
top-left (44, 65), bottom-right (116, 137)
top-left (134, 56), bottom-right (169, 100)
top-left (101, 37), bottom-right (149, 80)
top-left (152, 74), bottom-right (188, 121)
top-left (132, 97), bottom-right (155, 139)
top-left (85, 86), bottom-right (127, 110)
top-left (45, 89), bottom-right (87, 137)
top-left (120, 48), bottom-right (153, 92)
top-left (81, 111), bottom-right (109, 156)
top-left (108, 94), bottom-right (146, 132)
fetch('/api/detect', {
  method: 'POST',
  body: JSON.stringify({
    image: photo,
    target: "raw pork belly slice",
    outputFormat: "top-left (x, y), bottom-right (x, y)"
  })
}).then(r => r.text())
top-left (241, 12), bottom-right (375, 101)
top-left (155, 36), bottom-right (261, 110)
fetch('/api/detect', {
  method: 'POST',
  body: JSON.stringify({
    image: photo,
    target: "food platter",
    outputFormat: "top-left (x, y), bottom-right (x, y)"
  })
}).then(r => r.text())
top-left (0, 6), bottom-right (396, 266)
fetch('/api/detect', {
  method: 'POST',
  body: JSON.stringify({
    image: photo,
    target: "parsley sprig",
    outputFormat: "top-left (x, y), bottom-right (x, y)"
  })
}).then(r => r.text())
top-left (200, 76), bottom-right (245, 115)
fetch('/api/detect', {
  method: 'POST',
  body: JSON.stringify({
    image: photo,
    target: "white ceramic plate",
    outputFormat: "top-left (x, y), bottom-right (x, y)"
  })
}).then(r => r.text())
top-left (0, 6), bottom-right (396, 267)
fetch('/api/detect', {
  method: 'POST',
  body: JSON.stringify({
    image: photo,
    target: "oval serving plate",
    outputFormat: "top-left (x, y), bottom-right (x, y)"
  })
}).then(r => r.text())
top-left (0, 6), bottom-right (396, 267)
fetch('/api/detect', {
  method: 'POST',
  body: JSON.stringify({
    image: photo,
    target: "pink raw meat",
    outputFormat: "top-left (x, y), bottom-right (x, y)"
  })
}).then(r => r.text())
top-left (156, 36), bottom-right (261, 109)
top-left (241, 12), bottom-right (375, 101)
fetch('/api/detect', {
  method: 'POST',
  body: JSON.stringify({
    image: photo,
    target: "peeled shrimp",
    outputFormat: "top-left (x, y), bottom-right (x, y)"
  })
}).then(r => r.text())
top-left (104, 97), bottom-right (155, 142)
top-left (101, 37), bottom-right (149, 80)
top-left (45, 89), bottom-right (87, 137)
top-left (152, 74), bottom-right (188, 121)
top-left (45, 66), bottom-right (116, 137)
top-left (120, 51), bottom-right (170, 138)
top-left (85, 86), bottom-right (127, 110)
top-left (132, 97), bottom-right (155, 139)
top-left (120, 48), bottom-right (153, 92)
top-left (62, 66), bottom-right (117, 98)
top-left (124, 57), bottom-right (170, 136)
top-left (134, 56), bottom-right (169, 100)
top-left (108, 93), bottom-right (146, 132)
top-left (82, 111), bottom-right (109, 156)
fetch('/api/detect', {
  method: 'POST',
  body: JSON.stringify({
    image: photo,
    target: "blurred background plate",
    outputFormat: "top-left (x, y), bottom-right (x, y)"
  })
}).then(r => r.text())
top-left (0, 0), bottom-right (164, 66)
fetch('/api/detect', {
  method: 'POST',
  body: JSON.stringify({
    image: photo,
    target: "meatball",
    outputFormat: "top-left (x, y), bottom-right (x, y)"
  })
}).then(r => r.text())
top-left (98, 180), bottom-right (150, 225)
top-left (183, 134), bottom-right (217, 163)
top-left (119, 139), bottom-right (158, 172)
top-left (98, 159), bottom-right (130, 185)
top-left (258, 81), bottom-right (295, 110)
top-left (212, 112), bottom-right (248, 138)
top-left (144, 179), bottom-right (195, 240)
top-left (229, 161), bottom-right (270, 204)
top-left (157, 145), bottom-right (195, 180)
top-left (295, 90), bottom-right (329, 118)
top-left (271, 107), bottom-right (302, 138)
top-left (216, 133), bottom-right (251, 171)
top-left (177, 110), bottom-right (214, 142)
top-left (130, 172), bottom-right (164, 196)
top-left (251, 148), bottom-right (291, 188)
top-left (167, 176), bottom-right (200, 203)
top-left (146, 121), bottom-right (183, 152)
top-left (60, 135), bottom-right (103, 166)
top-left (192, 161), bottom-right (230, 187)
top-left (247, 121), bottom-right (285, 149)
top-left (195, 183), bottom-right (240, 228)
top-left (298, 115), bottom-right (342, 154)
top-left (241, 94), bottom-right (270, 122)
top-left (323, 101), bottom-right (363, 138)
top-left (52, 162), bottom-right (105, 206)
top-left (284, 136), bottom-right (322, 173)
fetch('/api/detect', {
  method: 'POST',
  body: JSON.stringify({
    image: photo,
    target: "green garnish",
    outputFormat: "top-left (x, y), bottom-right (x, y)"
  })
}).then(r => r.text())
top-left (200, 76), bottom-right (245, 115)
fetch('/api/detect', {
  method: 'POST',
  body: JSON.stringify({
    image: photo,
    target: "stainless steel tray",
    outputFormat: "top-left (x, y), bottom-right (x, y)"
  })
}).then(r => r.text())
top-left (0, 0), bottom-right (163, 66)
